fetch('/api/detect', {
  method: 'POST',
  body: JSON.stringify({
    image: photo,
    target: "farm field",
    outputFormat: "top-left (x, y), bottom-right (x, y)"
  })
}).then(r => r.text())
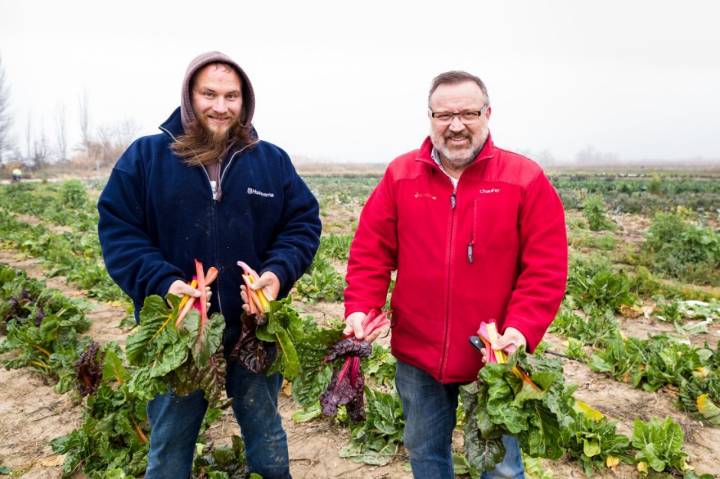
top-left (1, 167), bottom-right (720, 478)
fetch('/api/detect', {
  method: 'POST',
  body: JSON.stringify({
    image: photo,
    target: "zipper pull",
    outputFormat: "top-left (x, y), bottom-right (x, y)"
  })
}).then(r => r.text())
top-left (450, 192), bottom-right (456, 209)
top-left (210, 180), bottom-right (218, 201)
top-left (467, 241), bottom-right (474, 264)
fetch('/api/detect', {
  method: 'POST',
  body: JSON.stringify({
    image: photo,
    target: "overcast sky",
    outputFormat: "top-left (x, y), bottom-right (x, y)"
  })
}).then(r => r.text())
top-left (1, 0), bottom-right (719, 164)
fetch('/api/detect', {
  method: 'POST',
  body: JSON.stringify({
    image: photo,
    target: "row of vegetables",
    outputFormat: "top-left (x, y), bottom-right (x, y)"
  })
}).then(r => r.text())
top-left (1, 180), bottom-right (719, 477)
top-left (1, 262), bottom-right (716, 478)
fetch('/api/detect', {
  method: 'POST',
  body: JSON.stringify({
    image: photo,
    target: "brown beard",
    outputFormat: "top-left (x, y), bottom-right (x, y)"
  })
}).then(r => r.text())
top-left (171, 118), bottom-right (254, 167)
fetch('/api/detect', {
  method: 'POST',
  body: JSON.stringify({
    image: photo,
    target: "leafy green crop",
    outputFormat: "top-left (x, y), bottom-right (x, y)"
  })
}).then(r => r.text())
top-left (340, 388), bottom-right (405, 466)
top-left (51, 343), bottom-right (149, 478)
top-left (255, 298), bottom-right (306, 379)
top-left (0, 264), bottom-right (91, 392)
top-left (589, 333), bottom-right (706, 392)
top-left (567, 257), bottom-right (636, 313)
top-left (564, 405), bottom-right (631, 475)
top-left (125, 295), bottom-right (226, 406)
top-left (319, 233), bottom-right (353, 261)
top-left (581, 194), bottom-right (614, 231)
top-left (461, 352), bottom-right (576, 472)
top-left (295, 255), bottom-right (345, 303)
top-left (631, 417), bottom-right (688, 474)
top-left (642, 212), bottom-right (720, 286)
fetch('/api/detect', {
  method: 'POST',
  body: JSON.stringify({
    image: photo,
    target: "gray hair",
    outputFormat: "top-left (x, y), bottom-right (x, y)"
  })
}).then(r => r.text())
top-left (428, 71), bottom-right (489, 105)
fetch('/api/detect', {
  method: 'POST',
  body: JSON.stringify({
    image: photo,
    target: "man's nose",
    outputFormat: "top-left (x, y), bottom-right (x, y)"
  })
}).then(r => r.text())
top-left (212, 97), bottom-right (228, 113)
top-left (448, 115), bottom-right (466, 131)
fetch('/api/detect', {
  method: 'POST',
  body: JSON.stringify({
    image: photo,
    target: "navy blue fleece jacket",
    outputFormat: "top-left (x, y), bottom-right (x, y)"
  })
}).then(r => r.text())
top-left (97, 108), bottom-right (321, 346)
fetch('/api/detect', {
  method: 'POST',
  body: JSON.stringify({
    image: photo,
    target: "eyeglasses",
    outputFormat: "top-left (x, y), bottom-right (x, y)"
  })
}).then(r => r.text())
top-left (429, 104), bottom-right (488, 124)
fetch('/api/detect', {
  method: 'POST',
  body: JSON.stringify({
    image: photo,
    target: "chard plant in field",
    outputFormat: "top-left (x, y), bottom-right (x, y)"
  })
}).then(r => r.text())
top-left (0, 264), bottom-right (90, 393)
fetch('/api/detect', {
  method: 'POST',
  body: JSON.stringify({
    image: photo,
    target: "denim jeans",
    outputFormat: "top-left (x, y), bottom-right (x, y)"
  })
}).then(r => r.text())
top-left (395, 360), bottom-right (525, 479)
top-left (145, 361), bottom-right (290, 479)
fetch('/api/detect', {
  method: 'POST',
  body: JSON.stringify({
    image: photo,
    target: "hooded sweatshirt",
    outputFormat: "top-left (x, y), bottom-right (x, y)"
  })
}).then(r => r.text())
top-left (97, 52), bottom-right (321, 351)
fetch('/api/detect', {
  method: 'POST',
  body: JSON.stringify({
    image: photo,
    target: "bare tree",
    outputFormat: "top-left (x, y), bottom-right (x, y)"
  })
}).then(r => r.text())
top-left (78, 91), bottom-right (99, 174)
top-left (78, 90), bottom-right (90, 150)
top-left (95, 119), bottom-right (140, 168)
top-left (0, 54), bottom-right (15, 164)
top-left (31, 129), bottom-right (50, 170)
top-left (24, 114), bottom-right (32, 165)
top-left (22, 114), bottom-right (50, 170)
top-left (55, 103), bottom-right (67, 162)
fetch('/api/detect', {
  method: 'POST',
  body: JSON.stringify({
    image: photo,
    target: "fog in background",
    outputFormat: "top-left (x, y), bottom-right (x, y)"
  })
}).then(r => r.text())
top-left (1, 0), bottom-right (719, 166)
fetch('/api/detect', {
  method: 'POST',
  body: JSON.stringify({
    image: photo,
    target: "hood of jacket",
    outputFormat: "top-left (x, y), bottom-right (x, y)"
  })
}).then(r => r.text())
top-left (180, 51), bottom-right (256, 132)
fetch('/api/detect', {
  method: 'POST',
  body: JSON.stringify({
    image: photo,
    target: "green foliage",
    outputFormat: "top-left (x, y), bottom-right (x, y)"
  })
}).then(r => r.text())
top-left (566, 257), bottom-right (635, 313)
top-left (125, 295), bottom-right (226, 405)
top-left (340, 388), bottom-right (405, 466)
top-left (589, 333), bottom-right (705, 392)
top-left (581, 194), bottom-right (614, 231)
top-left (192, 435), bottom-right (249, 479)
top-left (290, 314), bottom-right (344, 409)
top-left (0, 180), bottom-right (98, 230)
top-left (564, 337), bottom-right (589, 362)
top-left (631, 417), bottom-right (688, 473)
top-left (564, 410), bottom-right (631, 475)
top-left (0, 209), bottom-right (125, 301)
top-left (0, 265), bottom-right (91, 392)
top-left (647, 174), bottom-right (663, 195)
top-left (295, 255), bottom-right (345, 303)
top-left (549, 306), bottom-right (619, 347)
top-left (255, 297), bottom-right (305, 379)
top-left (59, 179), bottom-right (89, 209)
top-left (550, 174), bottom-right (720, 215)
top-left (51, 343), bottom-right (149, 479)
top-left (362, 343), bottom-right (396, 389)
top-left (677, 344), bottom-right (720, 423)
top-left (461, 352), bottom-right (576, 472)
top-left (642, 212), bottom-right (720, 285)
top-left (522, 455), bottom-right (554, 479)
top-left (319, 233), bottom-right (353, 261)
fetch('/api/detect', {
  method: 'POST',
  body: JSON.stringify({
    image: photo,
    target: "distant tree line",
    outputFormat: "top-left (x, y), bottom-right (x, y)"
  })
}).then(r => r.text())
top-left (0, 54), bottom-right (139, 177)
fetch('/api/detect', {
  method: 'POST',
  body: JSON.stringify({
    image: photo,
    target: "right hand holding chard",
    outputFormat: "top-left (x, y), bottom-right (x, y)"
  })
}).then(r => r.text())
top-left (167, 279), bottom-right (212, 310)
top-left (343, 310), bottom-right (388, 343)
top-left (168, 280), bottom-right (201, 298)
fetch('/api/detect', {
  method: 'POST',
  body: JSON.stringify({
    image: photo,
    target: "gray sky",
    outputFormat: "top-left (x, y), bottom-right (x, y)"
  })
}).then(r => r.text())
top-left (1, 0), bottom-right (719, 164)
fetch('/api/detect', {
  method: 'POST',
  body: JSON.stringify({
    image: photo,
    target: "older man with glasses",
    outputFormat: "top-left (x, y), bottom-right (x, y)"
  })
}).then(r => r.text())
top-left (343, 71), bottom-right (568, 478)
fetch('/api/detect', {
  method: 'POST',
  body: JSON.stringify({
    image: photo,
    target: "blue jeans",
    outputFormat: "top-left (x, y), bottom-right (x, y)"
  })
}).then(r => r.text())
top-left (395, 360), bottom-right (525, 479)
top-left (145, 361), bottom-right (290, 479)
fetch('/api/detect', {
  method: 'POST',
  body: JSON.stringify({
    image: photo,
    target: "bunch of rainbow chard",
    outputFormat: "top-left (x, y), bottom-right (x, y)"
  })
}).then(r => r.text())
top-left (231, 260), bottom-right (302, 379)
top-left (320, 309), bottom-right (390, 422)
top-left (125, 260), bottom-right (227, 406)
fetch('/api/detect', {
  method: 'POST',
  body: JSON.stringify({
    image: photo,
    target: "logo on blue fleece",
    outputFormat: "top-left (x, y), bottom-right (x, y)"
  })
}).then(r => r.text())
top-left (247, 187), bottom-right (275, 198)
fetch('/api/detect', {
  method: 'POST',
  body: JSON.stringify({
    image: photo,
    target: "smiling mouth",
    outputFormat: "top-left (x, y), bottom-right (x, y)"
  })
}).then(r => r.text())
top-left (447, 136), bottom-right (470, 145)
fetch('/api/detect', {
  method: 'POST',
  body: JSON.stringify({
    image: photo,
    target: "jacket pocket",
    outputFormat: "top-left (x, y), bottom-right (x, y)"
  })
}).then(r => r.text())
top-left (470, 187), bottom-right (520, 252)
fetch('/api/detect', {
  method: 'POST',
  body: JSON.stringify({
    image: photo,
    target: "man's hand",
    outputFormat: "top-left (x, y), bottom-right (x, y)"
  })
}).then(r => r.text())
top-left (167, 279), bottom-right (212, 309)
top-left (343, 311), bottom-right (386, 343)
top-left (481, 326), bottom-right (527, 362)
top-left (237, 261), bottom-right (280, 315)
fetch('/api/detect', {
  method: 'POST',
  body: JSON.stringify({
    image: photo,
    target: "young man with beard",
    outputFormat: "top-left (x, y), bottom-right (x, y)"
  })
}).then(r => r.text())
top-left (98, 51), bottom-right (320, 479)
top-left (343, 71), bottom-right (568, 478)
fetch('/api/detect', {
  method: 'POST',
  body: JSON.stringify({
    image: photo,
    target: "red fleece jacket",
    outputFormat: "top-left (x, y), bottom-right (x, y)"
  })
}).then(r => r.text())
top-left (344, 135), bottom-right (568, 383)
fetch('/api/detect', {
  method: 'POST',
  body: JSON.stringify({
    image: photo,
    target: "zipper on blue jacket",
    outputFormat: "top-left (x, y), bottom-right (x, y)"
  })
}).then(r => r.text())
top-left (160, 126), bottom-right (259, 315)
